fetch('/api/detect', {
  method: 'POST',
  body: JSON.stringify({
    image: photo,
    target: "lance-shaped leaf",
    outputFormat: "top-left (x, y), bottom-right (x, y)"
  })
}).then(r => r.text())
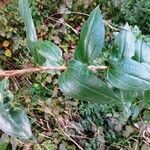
top-left (0, 107), bottom-right (33, 140)
top-left (58, 59), bottom-right (122, 107)
top-left (27, 40), bottom-right (63, 67)
top-left (19, 0), bottom-right (63, 66)
top-left (27, 40), bottom-right (45, 65)
top-left (19, 0), bottom-right (43, 65)
top-left (75, 6), bottom-right (105, 64)
top-left (114, 23), bottom-right (135, 59)
top-left (0, 79), bottom-right (33, 140)
top-left (19, 0), bottom-right (37, 41)
top-left (36, 41), bottom-right (64, 66)
top-left (107, 58), bottom-right (150, 91)
top-left (134, 36), bottom-right (150, 64)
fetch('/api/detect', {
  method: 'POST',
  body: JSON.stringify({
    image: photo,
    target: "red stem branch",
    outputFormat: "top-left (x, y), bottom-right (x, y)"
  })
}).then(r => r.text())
top-left (0, 65), bottom-right (108, 78)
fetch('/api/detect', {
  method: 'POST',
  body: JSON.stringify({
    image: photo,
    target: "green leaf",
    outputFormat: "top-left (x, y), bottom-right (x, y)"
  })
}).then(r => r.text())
top-left (19, 0), bottom-right (45, 65)
top-left (19, 0), bottom-right (37, 41)
top-left (58, 59), bottom-right (122, 107)
top-left (114, 89), bottom-right (137, 121)
top-left (0, 79), bottom-right (33, 140)
top-left (19, 0), bottom-right (64, 67)
top-left (107, 58), bottom-right (150, 91)
top-left (143, 110), bottom-right (150, 120)
top-left (113, 23), bottom-right (135, 59)
top-left (0, 107), bottom-right (33, 140)
top-left (119, 90), bottom-right (137, 121)
top-left (36, 41), bottom-right (63, 66)
top-left (117, 90), bottom-right (137, 103)
top-left (134, 36), bottom-right (150, 64)
top-left (0, 79), bottom-right (14, 106)
top-left (0, 143), bottom-right (8, 150)
top-left (75, 6), bottom-right (105, 64)
top-left (27, 40), bottom-right (45, 65)
top-left (143, 90), bottom-right (150, 109)
top-left (30, 40), bottom-right (63, 66)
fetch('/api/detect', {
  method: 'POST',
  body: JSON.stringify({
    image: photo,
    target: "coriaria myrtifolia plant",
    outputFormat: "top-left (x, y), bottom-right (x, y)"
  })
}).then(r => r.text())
top-left (0, 0), bottom-right (149, 140)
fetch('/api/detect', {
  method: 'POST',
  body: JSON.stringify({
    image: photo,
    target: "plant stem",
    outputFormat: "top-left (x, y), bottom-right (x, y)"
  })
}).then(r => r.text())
top-left (0, 65), bottom-right (108, 78)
